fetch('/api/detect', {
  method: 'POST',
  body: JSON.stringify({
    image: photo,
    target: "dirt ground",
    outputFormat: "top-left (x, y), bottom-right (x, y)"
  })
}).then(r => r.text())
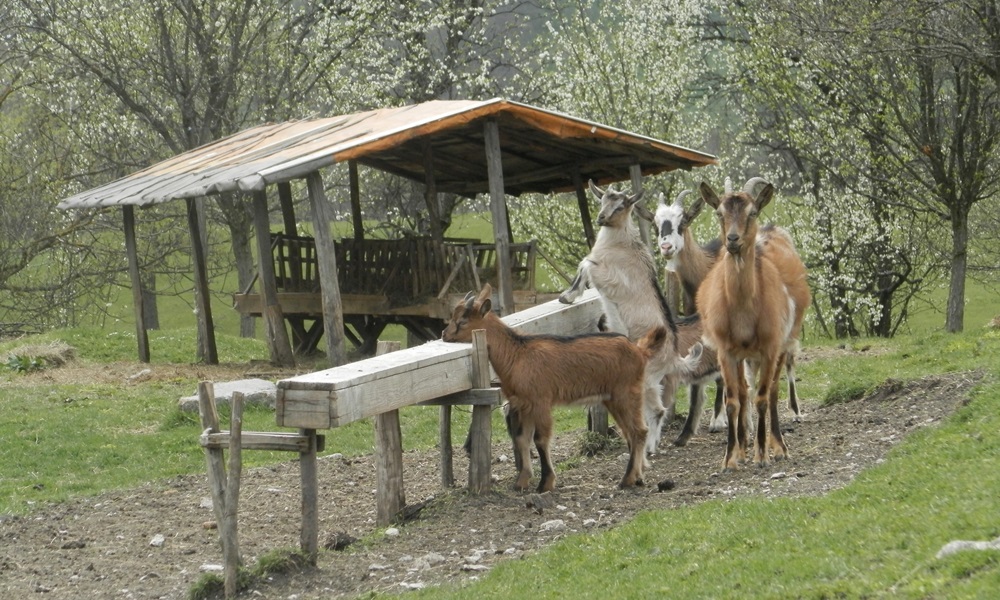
top-left (0, 349), bottom-right (984, 600)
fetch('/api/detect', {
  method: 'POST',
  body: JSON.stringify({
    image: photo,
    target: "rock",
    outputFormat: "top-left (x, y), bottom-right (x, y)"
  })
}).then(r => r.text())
top-left (936, 536), bottom-right (1000, 559)
top-left (177, 379), bottom-right (277, 412)
top-left (149, 534), bottom-right (165, 547)
top-left (538, 519), bottom-right (566, 532)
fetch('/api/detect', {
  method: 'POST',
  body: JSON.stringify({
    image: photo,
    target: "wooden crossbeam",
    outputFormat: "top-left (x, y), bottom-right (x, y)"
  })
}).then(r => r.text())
top-left (199, 431), bottom-right (326, 453)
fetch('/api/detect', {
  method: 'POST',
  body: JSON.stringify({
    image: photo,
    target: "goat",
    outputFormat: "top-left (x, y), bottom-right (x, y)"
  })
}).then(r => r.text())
top-left (696, 178), bottom-right (810, 470)
top-left (654, 187), bottom-right (807, 443)
top-left (559, 180), bottom-right (714, 454)
top-left (442, 283), bottom-right (670, 492)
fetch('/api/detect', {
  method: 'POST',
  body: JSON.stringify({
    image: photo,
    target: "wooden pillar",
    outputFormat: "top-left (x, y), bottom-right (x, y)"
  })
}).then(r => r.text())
top-left (299, 427), bottom-right (319, 565)
top-left (467, 329), bottom-right (492, 494)
top-left (483, 120), bottom-right (514, 316)
top-left (349, 161), bottom-right (364, 241)
top-left (573, 168), bottom-right (596, 249)
top-left (277, 182), bottom-right (297, 236)
top-left (439, 403), bottom-right (454, 488)
top-left (422, 141), bottom-right (443, 242)
top-left (374, 341), bottom-right (405, 525)
top-left (122, 206), bottom-right (150, 363)
top-left (307, 171), bottom-right (348, 366)
top-left (252, 190), bottom-right (295, 367)
top-left (630, 164), bottom-right (650, 246)
top-left (186, 198), bottom-right (219, 364)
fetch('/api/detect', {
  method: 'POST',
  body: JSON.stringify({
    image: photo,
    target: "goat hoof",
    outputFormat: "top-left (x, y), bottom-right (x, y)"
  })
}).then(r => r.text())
top-left (672, 435), bottom-right (690, 447)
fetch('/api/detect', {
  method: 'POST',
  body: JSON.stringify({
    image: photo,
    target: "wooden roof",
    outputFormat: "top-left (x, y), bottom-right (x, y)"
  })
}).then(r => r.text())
top-left (57, 98), bottom-right (717, 209)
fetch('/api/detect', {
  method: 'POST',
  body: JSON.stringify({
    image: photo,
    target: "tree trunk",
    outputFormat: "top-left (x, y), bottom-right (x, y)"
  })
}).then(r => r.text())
top-left (215, 192), bottom-right (257, 338)
top-left (946, 203), bottom-right (970, 333)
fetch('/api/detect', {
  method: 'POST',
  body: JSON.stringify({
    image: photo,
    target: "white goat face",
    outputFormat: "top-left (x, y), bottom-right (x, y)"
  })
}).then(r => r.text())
top-left (590, 180), bottom-right (643, 227)
top-left (654, 196), bottom-right (685, 258)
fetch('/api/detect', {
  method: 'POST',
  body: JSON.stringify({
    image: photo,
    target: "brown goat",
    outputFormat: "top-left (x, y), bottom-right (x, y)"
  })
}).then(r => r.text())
top-left (442, 284), bottom-right (669, 492)
top-left (696, 179), bottom-right (810, 470)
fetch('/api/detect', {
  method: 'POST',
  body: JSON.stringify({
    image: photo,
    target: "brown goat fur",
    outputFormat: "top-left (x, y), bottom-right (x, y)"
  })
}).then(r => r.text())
top-left (696, 179), bottom-right (810, 470)
top-left (442, 284), bottom-right (667, 492)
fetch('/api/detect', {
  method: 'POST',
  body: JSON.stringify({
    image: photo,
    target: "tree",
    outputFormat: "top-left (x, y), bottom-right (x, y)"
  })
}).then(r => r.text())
top-left (8, 0), bottom-right (373, 336)
top-left (730, 0), bottom-right (1000, 333)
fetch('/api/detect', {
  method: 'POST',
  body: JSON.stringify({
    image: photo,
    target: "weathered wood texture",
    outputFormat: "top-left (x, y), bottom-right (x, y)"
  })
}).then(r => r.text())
top-left (276, 290), bottom-right (603, 430)
top-left (374, 341), bottom-right (405, 526)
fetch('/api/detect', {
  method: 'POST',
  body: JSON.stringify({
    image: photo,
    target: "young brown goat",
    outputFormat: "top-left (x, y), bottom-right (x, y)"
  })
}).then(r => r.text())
top-left (442, 284), bottom-right (669, 492)
top-left (696, 179), bottom-right (810, 470)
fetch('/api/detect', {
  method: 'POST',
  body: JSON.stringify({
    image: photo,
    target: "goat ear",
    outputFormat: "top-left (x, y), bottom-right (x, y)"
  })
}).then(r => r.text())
top-left (477, 283), bottom-right (492, 303)
top-left (588, 179), bottom-right (605, 199)
top-left (628, 189), bottom-right (645, 206)
top-left (754, 184), bottom-right (775, 212)
top-left (479, 298), bottom-right (492, 317)
top-left (681, 196), bottom-right (705, 228)
top-left (633, 202), bottom-right (654, 222)
top-left (699, 182), bottom-right (720, 209)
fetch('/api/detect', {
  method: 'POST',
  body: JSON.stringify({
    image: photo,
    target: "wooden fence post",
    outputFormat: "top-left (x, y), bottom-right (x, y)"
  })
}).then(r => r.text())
top-left (374, 341), bottom-right (405, 525)
top-left (467, 329), bottom-right (492, 494)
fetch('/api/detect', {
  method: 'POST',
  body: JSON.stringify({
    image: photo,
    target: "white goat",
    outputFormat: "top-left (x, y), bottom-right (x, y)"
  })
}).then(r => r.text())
top-left (560, 180), bottom-right (712, 454)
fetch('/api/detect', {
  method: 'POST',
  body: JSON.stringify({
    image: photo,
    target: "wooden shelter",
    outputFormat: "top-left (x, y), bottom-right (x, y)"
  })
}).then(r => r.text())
top-left (56, 98), bottom-right (717, 367)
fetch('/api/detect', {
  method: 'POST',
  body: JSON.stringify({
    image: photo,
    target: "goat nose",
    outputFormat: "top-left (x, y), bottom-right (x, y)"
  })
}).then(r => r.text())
top-left (727, 234), bottom-right (739, 244)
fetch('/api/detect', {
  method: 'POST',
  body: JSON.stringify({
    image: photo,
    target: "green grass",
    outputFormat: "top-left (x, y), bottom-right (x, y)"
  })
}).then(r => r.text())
top-left (410, 328), bottom-right (1000, 599)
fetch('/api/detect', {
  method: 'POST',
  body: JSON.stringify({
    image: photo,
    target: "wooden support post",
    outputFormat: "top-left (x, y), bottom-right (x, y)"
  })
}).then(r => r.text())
top-left (422, 140), bottom-right (443, 243)
top-left (277, 182), bottom-right (297, 236)
top-left (467, 330), bottom-right (492, 494)
top-left (374, 341), bottom-right (405, 526)
top-left (223, 392), bottom-right (244, 599)
top-left (483, 120), bottom-right (515, 316)
top-left (307, 171), bottom-right (348, 366)
top-left (186, 199), bottom-right (219, 364)
top-left (197, 382), bottom-right (242, 599)
top-left (122, 206), bottom-right (150, 363)
top-left (572, 168), bottom-right (596, 249)
top-left (349, 161), bottom-right (364, 242)
top-left (440, 404), bottom-right (454, 488)
top-left (630, 164), bottom-right (650, 246)
top-left (299, 427), bottom-right (319, 565)
top-left (252, 190), bottom-right (295, 367)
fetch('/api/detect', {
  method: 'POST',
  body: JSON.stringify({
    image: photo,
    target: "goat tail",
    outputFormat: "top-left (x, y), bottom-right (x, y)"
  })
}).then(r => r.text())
top-left (678, 342), bottom-right (704, 376)
top-left (637, 326), bottom-right (669, 358)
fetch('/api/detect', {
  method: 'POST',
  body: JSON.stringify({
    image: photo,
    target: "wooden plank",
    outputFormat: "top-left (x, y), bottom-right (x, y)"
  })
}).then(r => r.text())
top-left (200, 431), bottom-right (319, 452)
top-left (374, 341), bottom-right (405, 526)
top-left (467, 329), bottom-right (492, 494)
top-left (276, 389), bottom-right (334, 429)
top-left (419, 388), bottom-right (501, 406)
top-left (484, 119), bottom-right (514, 316)
top-left (122, 206), bottom-right (150, 363)
top-left (299, 428), bottom-right (319, 564)
top-left (308, 171), bottom-right (348, 366)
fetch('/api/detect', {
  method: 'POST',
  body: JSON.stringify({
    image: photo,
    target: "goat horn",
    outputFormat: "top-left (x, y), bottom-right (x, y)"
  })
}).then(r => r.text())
top-left (724, 177), bottom-right (733, 194)
top-left (463, 291), bottom-right (476, 309)
top-left (743, 177), bottom-right (770, 195)
top-left (674, 189), bottom-right (691, 205)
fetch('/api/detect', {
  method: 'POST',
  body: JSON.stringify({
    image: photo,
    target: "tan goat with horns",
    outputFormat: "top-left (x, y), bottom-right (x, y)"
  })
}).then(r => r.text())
top-left (696, 178), bottom-right (810, 470)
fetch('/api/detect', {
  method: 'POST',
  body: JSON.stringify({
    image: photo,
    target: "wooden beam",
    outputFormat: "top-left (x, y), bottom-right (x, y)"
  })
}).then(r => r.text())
top-left (199, 431), bottom-right (324, 452)
top-left (349, 161), bottom-right (364, 241)
top-left (374, 340), bottom-right (405, 526)
top-left (307, 171), bottom-right (348, 366)
top-left (572, 168), bottom-right (596, 249)
top-left (630, 164), bottom-right (650, 246)
top-left (186, 198), bottom-right (218, 364)
top-left (483, 119), bottom-right (515, 316)
top-left (467, 329), bottom-right (492, 494)
top-left (277, 182), bottom-right (297, 236)
top-left (422, 140), bottom-right (443, 242)
top-left (122, 206), bottom-right (150, 362)
top-left (252, 190), bottom-right (295, 367)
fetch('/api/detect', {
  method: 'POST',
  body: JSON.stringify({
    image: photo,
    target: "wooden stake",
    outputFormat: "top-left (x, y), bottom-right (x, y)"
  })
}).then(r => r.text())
top-left (467, 329), bottom-right (492, 494)
top-left (374, 341), bottom-right (405, 525)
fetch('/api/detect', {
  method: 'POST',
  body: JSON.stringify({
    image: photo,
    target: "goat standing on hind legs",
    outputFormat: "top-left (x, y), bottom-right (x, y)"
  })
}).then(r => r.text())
top-left (442, 284), bottom-right (672, 492)
top-left (696, 178), bottom-right (810, 470)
